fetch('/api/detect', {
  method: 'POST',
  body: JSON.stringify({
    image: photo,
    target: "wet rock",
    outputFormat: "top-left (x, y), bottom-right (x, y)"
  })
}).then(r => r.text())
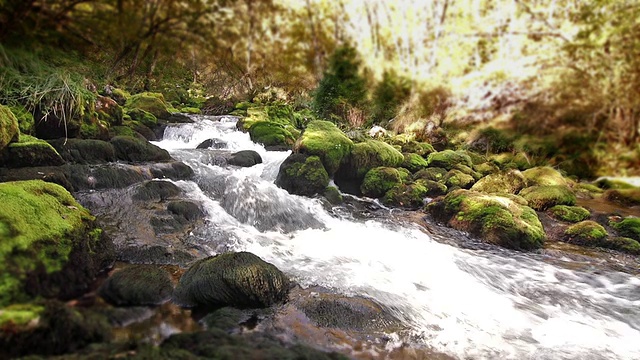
top-left (227, 150), bottom-right (262, 167)
top-left (117, 245), bottom-right (196, 266)
top-left (200, 307), bottom-right (256, 331)
top-left (168, 200), bottom-right (205, 221)
top-left (519, 185), bottom-right (576, 211)
top-left (166, 113), bottom-right (193, 123)
top-left (603, 188), bottom-right (640, 206)
top-left (610, 217), bottom-right (640, 241)
top-left (98, 265), bottom-right (174, 306)
top-left (196, 138), bottom-right (227, 149)
top-left (173, 252), bottom-right (289, 309)
top-left (0, 104), bottom-right (19, 151)
top-left (275, 153), bottom-right (329, 196)
top-left (323, 186), bottom-right (343, 205)
top-left (48, 138), bottom-right (116, 164)
top-left (418, 179), bottom-right (448, 197)
top-left (299, 293), bottom-right (397, 331)
top-left (603, 237), bottom-right (640, 255)
top-left (110, 135), bottom-right (172, 163)
top-left (360, 167), bottom-right (403, 198)
top-left (2, 136), bottom-right (65, 168)
top-left (133, 180), bottom-right (182, 202)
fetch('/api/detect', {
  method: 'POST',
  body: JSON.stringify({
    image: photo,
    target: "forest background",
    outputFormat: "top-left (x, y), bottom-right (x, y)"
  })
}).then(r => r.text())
top-left (1, 0), bottom-right (639, 178)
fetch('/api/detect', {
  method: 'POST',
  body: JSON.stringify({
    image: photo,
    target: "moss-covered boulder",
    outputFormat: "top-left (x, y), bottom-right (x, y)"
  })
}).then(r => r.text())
top-left (401, 153), bottom-right (429, 173)
top-left (471, 170), bottom-right (526, 195)
top-left (360, 167), bottom-right (403, 198)
top-left (173, 252), bottom-right (289, 308)
top-left (110, 135), bottom-right (171, 163)
top-left (610, 217), bottom-right (640, 241)
top-left (563, 220), bottom-right (608, 246)
top-left (602, 188), bottom-right (640, 206)
top-left (549, 205), bottom-right (591, 223)
top-left (248, 121), bottom-right (295, 149)
top-left (296, 120), bottom-right (353, 175)
top-left (474, 161), bottom-right (500, 176)
top-left (519, 185), bottom-right (576, 211)
top-left (400, 141), bottom-right (435, 157)
top-left (126, 108), bottom-right (158, 129)
top-left (96, 96), bottom-right (123, 126)
top-left (109, 87), bottom-right (130, 106)
top-left (413, 167), bottom-right (447, 182)
top-left (602, 237), bottom-right (640, 255)
top-left (0, 300), bottom-right (110, 358)
top-left (417, 179), bottom-right (447, 197)
top-left (382, 183), bottom-right (428, 209)
top-left (98, 265), bottom-right (173, 306)
top-left (227, 150), bottom-right (262, 167)
top-left (8, 105), bottom-right (35, 135)
top-left (427, 189), bottom-right (546, 250)
top-left (444, 169), bottom-right (475, 190)
top-left (0, 180), bottom-right (114, 307)
top-left (522, 166), bottom-right (568, 187)
top-left (338, 140), bottom-right (404, 182)
top-left (426, 150), bottom-right (473, 170)
top-left (324, 186), bottom-right (343, 205)
top-left (125, 92), bottom-right (172, 120)
top-left (2, 135), bottom-right (64, 168)
top-left (275, 153), bottom-right (329, 197)
top-left (0, 104), bottom-right (19, 151)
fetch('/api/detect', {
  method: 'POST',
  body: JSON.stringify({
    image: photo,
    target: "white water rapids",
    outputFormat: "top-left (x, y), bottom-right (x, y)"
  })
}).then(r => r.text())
top-left (153, 115), bottom-right (640, 360)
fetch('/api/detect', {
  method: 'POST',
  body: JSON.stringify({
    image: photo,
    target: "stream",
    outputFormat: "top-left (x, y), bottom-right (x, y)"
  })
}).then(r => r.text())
top-left (147, 115), bottom-right (640, 360)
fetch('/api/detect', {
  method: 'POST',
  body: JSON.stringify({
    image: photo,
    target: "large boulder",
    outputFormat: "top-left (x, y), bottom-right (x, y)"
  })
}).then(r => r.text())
top-left (126, 108), bottom-right (158, 129)
top-left (275, 153), bottom-right (329, 196)
top-left (426, 150), bottom-right (473, 170)
top-left (0, 104), bottom-right (19, 151)
top-left (227, 150), bottom-right (262, 167)
top-left (563, 220), bottom-right (608, 246)
top-left (1, 135), bottom-right (64, 168)
top-left (428, 189), bottom-right (546, 250)
top-left (0, 180), bottom-right (114, 307)
top-left (48, 138), bottom-right (116, 164)
top-left (519, 185), bottom-right (576, 211)
top-left (338, 140), bottom-right (404, 181)
top-left (382, 183), bottom-right (428, 209)
top-left (110, 135), bottom-right (172, 162)
top-left (98, 265), bottom-right (173, 306)
top-left (522, 166), bottom-right (568, 187)
top-left (296, 120), bottom-right (353, 175)
top-left (400, 153), bottom-right (429, 173)
top-left (471, 169), bottom-right (526, 195)
top-left (360, 167), bottom-right (403, 198)
top-left (125, 92), bottom-right (173, 120)
top-left (248, 121), bottom-right (296, 149)
top-left (173, 252), bottom-right (289, 308)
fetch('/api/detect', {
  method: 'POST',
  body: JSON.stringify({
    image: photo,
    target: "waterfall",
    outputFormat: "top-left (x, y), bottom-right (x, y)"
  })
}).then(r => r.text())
top-left (152, 116), bottom-right (640, 360)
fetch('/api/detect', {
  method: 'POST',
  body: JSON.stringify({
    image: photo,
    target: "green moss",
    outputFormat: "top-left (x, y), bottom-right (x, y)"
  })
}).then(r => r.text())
top-left (610, 217), bottom-right (640, 241)
top-left (426, 150), bottom-right (473, 170)
top-left (249, 121), bottom-right (295, 147)
top-left (519, 185), bottom-right (576, 211)
top-left (324, 186), bottom-right (343, 205)
top-left (0, 303), bottom-right (44, 327)
top-left (110, 88), bottom-right (130, 105)
top-left (429, 189), bottom-right (546, 250)
top-left (474, 161), bottom-right (500, 176)
top-left (345, 139), bottom-right (404, 179)
top-left (4, 136), bottom-right (64, 167)
top-left (401, 153), bottom-right (429, 173)
top-left (0, 104), bottom-right (19, 150)
top-left (126, 108), bottom-right (158, 128)
top-left (0, 180), bottom-right (94, 306)
top-left (382, 183), bottom-right (428, 209)
top-left (8, 105), bottom-right (35, 135)
top-left (125, 92), bottom-right (172, 119)
top-left (549, 205), bottom-right (591, 223)
top-left (522, 166), bottom-right (568, 187)
top-left (180, 107), bottom-right (201, 114)
top-left (471, 170), bottom-right (526, 195)
top-left (603, 237), bottom-right (640, 255)
top-left (109, 125), bottom-right (137, 138)
top-left (416, 179), bottom-right (447, 196)
top-left (564, 220), bottom-right (608, 246)
top-left (594, 178), bottom-right (637, 190)
top-left (603, 188), bottom-right (640, 206)
top-left (361, 167), bottom-right (403, 198)
top-left (79, 121), bottom-right (104, 139)
top-left (400, 141), bottom-right (435, 156)
top-left (275, 154), bottom-right (330, 196)
top-left (297, 120), bottom-right (354, 175)
top-left (444, 169), bottom-right (475, 189)
top-left (413, 167), bottom-right (447, 182)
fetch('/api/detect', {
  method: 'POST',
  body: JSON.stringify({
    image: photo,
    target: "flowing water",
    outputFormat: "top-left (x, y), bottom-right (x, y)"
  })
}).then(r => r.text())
top-left (152, 115), bottom-right (640, 360)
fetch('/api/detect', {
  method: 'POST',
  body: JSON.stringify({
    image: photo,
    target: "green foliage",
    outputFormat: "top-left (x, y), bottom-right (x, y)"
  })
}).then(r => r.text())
top-left (0, 180), bottom-right (94, 306)
top-left (549, 205), bottom-right (591, 223)
top-left (312, 45), bottom-right (368, 124)
top-left (370, 70), bottom-right (411, 126)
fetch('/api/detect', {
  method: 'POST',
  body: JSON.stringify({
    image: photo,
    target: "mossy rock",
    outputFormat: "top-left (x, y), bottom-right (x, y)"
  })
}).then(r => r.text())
top-left (125, 92), bottom-right (172, 120)
top-left (296, 120), bottom-right (353, 175)
top-left (133, 180), bottom-right (182, 202)
top-left (416, 179), bottom-right (447, 197)
top-left (471, 169), bottom-right (526, 195)
top-left (0, 104), bottom-right (19, 151)
top-left (473, 161), bottom-right (500, 176)
top-left (110, 136), bottom-right (171, 163)
top-left (427, 189), bottom-right (546, 250)
top-left (96, 96), bottom-right (123, 126)
top-left (2, 135), bottom-right (64, 168)
top-left (453, 164), bottom-right (483, 181)
top-left (563, 220), bottom-right (608, 246)
top-left (610, 217), bottom-right (640, 241)
top-left (339, 139), bottom-right (404, 181)
top-left (248, 121), bottom-right (295, 148)
top-left (360, 167), bottom-right (403, 198)
top-left (126, 108), bottom-right (158, 129)
top-left (444, 169), bottom-right (475, 190)
top-left (167, 200), bottom-right (205, 222)
top-left (324, 186), bottom-right (343, 205)
top-left (397, 167), bottom-right (411, 182)
top-left (109, 125), bottom-right (139, 139)
top-left (79, 119), bottom-right (109, 140)
top-left (549, 205), bottom-right (590, 223)
top-left (522, 166), bottom-right (568, 187)
top-left (0, 180), bottom-right (114, 307)
top-left (0, 300), bottom-right (110, 358)
top-left (594, 178), bottom-right (637, 190)
top-left (519, 185), bottom-right (576, 211)
top-left (98, 265), bottom-right (173, 306)
top-left (401, 153), bottom-right (429, 173)
top-left (400, 141), bottom-right (435, 156)
top-left (463, 150), bottom-right (487, 165)
top-left (602, 237), bottom-right (640, 255)
top-left (8, 105), bottom-right (35, 135)
top-left (109, 88), bottom-right (130, 106)
top-left (180, 107), bottom-right (201, 114)
top-left (173, 252), bottom-right (289, 308)
top-left (382, 183), bottom-right (428, 209)
top-left (413, 167), bottom-right (447, 182)
top-left (0, 302), bottom-right (44, 327)
top-left (275, 153), bottom-right (329, 197)
top-left (227, 150), bottom-right (262, 167)
top-left (602, 189), bottom-right (640, 206)
top-left (426, 150), bottom-right (473, 170)
top-left (48, 139), bottom-right (116, 164)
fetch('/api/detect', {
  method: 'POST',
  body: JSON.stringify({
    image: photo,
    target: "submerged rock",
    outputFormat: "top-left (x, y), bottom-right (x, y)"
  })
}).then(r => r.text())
top-left (98, 265), bottom-right (173, 306)
top-left (275, 153), bottom-right (329, 196)
top-left (196, 138), bottom-right (227, 149)
top-left (428, 189), bottom-right (546, 250)
top-left (227, 150), bottom-right (262, 167)
top-left (173, 252), bottom-right (289, 309)
top-left (133, 180), bottom-right (182, 202)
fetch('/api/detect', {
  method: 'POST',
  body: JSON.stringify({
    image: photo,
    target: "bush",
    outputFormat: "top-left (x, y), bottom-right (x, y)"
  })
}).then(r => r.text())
top-left (370, 70), bottom-right (411, 126)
